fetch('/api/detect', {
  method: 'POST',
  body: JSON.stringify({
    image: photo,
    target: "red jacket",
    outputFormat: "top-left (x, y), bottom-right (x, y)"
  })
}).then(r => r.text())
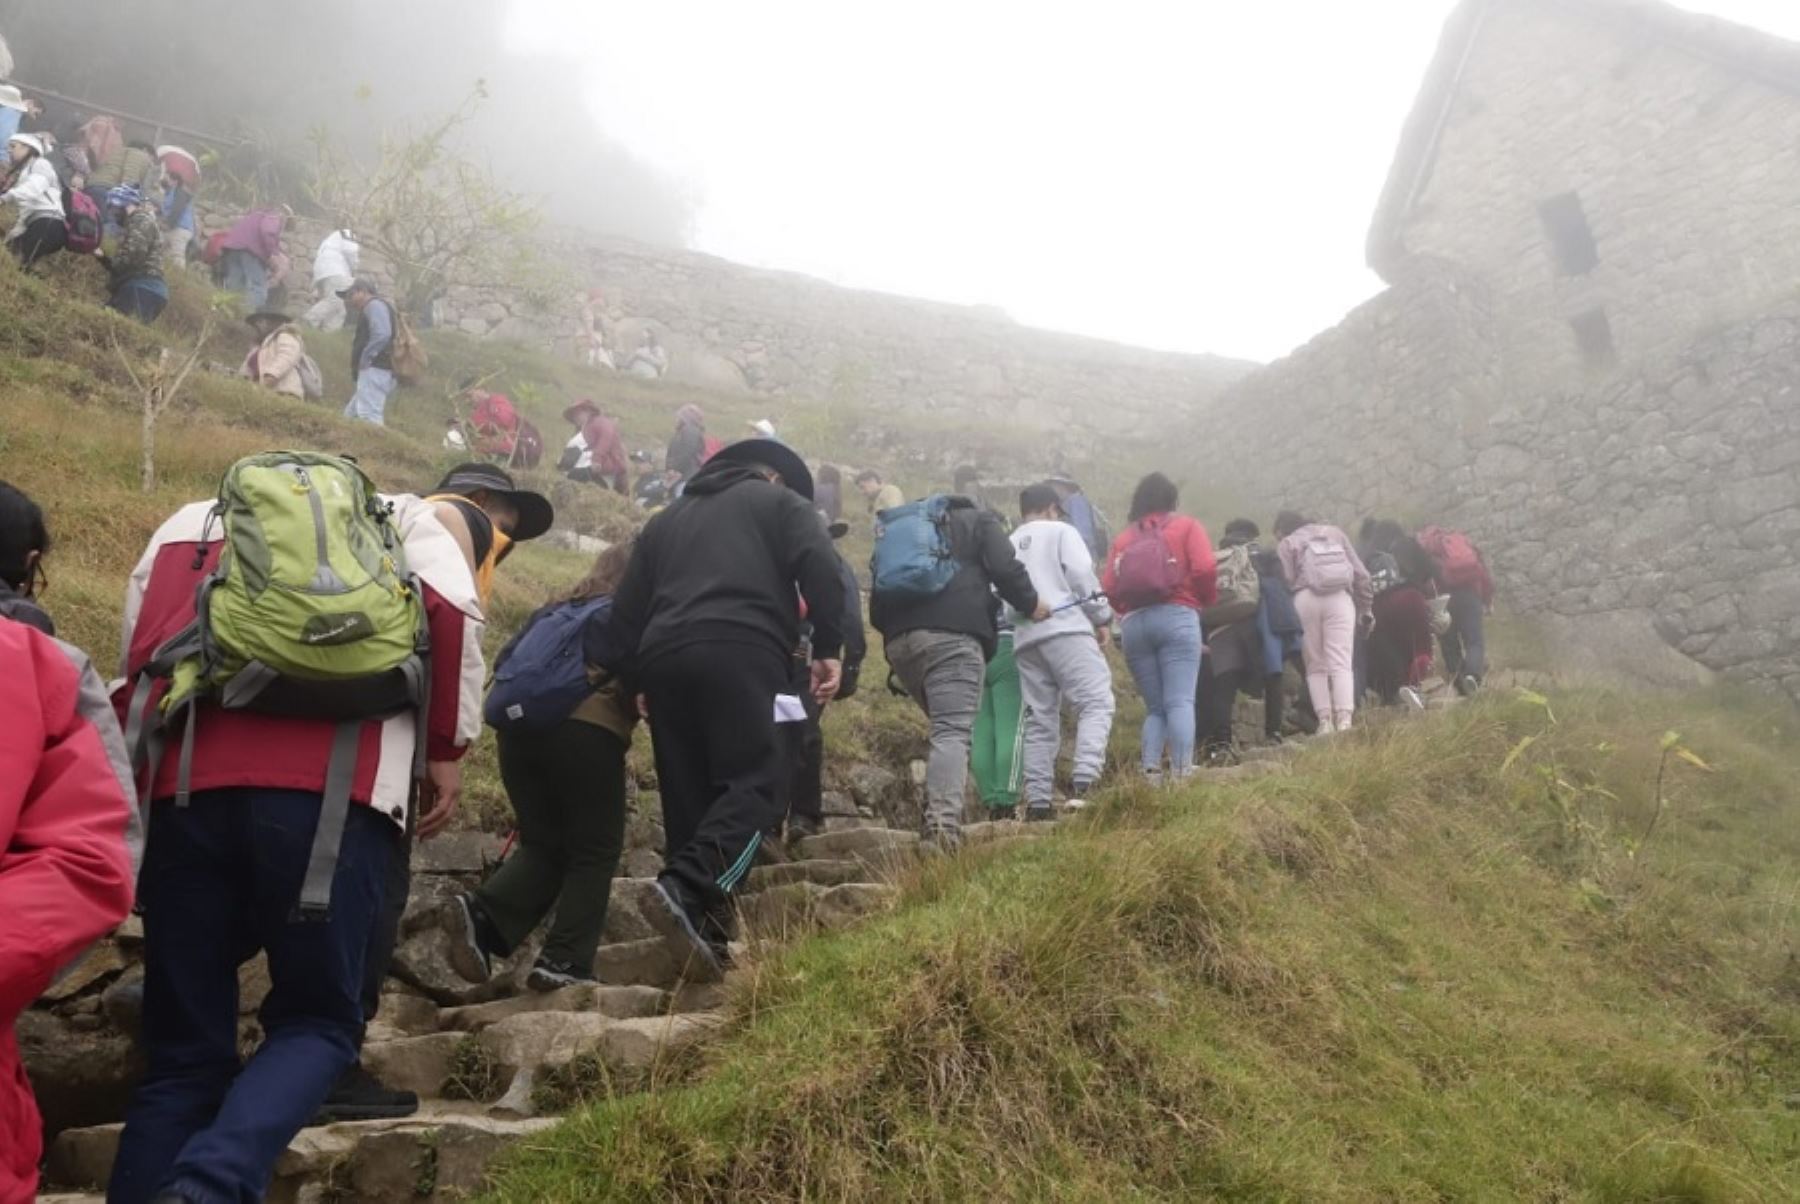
top-left (116, 497), bottom-right (487, 826)
top-left (2, 623), bottom-right (136, 1204)
top-left (1102, 512), bottom-right (1219, 614)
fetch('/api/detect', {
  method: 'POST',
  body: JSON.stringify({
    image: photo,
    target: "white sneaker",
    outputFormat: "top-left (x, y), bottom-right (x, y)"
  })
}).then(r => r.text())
top-left (1399, 687), bottom-right (1425, 711)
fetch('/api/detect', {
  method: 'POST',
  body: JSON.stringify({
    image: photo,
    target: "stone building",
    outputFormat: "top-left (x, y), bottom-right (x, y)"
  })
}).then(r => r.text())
top-left (1370, 0), bottom-right (1800, 393)
top-left (1198, 0), bottom-right (1800, 697)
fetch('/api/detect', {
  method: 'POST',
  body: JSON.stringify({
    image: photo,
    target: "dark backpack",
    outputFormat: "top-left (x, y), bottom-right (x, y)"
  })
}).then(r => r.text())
top-left (63, 187), bottom-right (102, 254)
top-left (1109, 516), bottom-right (1184, 610)
top-left (871, 494), bottom-right (962, 601)
top-left (484, 596), bottom-right (613, 732)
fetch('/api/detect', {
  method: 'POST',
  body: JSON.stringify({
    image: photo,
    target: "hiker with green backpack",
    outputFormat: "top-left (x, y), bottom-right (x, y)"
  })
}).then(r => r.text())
top-left (107, 451), bottom-right (488, 1204)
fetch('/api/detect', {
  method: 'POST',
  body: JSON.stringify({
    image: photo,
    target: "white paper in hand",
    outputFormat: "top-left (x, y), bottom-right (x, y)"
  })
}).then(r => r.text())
top-left (773, 694), bottom-right (808, 724)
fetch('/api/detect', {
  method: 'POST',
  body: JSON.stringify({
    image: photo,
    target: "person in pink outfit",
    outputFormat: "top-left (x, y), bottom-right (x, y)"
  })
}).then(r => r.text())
top-left (1274, 510), bottom-right (1373, 734)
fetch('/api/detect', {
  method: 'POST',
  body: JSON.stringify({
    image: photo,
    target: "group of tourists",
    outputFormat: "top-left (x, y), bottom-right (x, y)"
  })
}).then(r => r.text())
top-left (0, 405), bottom-right (1494, 1199)
top-left (861, 468), bottom-right (1493, 844)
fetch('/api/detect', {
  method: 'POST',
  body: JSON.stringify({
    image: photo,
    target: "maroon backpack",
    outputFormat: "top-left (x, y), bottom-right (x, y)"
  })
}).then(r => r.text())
top-left (63, 187), bottom-right (102, 254)
top-left (1110, 516), bottom-right (1184, 610)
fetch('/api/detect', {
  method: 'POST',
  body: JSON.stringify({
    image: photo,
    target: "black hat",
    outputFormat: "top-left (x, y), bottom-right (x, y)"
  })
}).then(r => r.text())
top-left (433, 463), bottom-right (554, 542)
top-left (708, 439), bottom-right (816, 501)
top-left (1019, 483), bottom-right (1061, 517)
top-left (336, 277), bottom-right (379, 299)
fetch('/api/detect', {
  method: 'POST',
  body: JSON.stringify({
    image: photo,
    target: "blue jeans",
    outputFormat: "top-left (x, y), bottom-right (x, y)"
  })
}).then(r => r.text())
top-left (109, 788), bottom-right (397, 1204)
top-left (344, 367), bottom-right (396, 425)
top-left (1122, 604), bottom-right (1202, 775)
top-left (110, 277), bottom-right (169, 323)
top-left (1441, 587), bottom-right (1488, 682)
top-left (219, 249), bottom-right (268, 312)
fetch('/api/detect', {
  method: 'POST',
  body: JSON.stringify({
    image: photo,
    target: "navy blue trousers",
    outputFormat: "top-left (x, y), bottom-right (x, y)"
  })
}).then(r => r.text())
top-left (108, 788), bottom-right (395, 1204)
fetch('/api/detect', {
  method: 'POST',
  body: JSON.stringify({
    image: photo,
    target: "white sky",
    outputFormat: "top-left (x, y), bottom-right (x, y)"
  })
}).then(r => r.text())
top-left (505, 0), bottom-right (1800, 364)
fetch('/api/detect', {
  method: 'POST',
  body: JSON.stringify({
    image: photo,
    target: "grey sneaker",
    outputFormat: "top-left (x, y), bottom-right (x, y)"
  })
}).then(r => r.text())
top-left (1399, 686), bottom-right (1425, 711)
top-left (1024, 802), bottom-right (1056, 823)
top-left (445, 894), bottom-right (493, 984)
top-left (526, 958), bottom-right (598, 993)
top-left (1455, 674), bottom-right (1479, 698)
top-left (919, 827), bottom-right (963, 855)
top-left (644, 878), bottom-right (726, 983)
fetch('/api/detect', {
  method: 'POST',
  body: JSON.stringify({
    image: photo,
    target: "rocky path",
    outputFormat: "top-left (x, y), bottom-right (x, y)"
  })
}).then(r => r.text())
top-left (36, 821), bottom-right (1039, 1203)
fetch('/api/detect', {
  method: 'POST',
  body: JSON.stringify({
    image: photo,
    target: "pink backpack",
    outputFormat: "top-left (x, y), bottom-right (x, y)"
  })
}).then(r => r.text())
top-left (64, 188), bottom-right (102, 255)
top-left (1110, 517), bottom-right (1184, 610)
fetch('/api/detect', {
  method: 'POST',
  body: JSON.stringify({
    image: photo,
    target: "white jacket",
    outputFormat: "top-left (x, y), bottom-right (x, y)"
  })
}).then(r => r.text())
top-left (1, 158), bottom-right (64, 234)
top-left (312, 229), bottom-right (360, 283)
top-left (1008, 519), bottom-right (1113, 652)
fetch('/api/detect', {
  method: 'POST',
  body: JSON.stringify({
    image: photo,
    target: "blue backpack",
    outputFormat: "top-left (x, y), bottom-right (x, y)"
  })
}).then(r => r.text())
top-left (871, 495), bottom-right (962, 601)
top-left (484, 596), bottom-right (614, 732)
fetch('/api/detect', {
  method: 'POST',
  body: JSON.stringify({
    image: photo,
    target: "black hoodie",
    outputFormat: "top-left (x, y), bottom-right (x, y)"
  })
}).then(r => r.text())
top-left (592, 461), bottom-right (846, 678)
top-left (869, 499), bottom-right (1038, 660)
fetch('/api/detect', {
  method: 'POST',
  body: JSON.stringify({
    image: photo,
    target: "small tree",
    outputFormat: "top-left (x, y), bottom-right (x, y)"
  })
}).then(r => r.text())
top-left (112, 306), bottom-right (222, 493)
top-left (310, 84), bottom-right (554, 316)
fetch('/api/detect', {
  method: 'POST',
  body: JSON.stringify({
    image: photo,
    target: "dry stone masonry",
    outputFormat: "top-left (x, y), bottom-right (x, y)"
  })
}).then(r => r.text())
top-left (1200, 0), bottom-right (1800, 699)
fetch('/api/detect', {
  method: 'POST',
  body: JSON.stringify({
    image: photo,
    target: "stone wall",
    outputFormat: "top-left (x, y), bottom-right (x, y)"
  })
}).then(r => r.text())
top-left (218, 212), bottom-right (1252, 436)
top-left (1391, 0), bottom-right (1800, 395)
top-left (1201, 268), bottom-right (1800, 698)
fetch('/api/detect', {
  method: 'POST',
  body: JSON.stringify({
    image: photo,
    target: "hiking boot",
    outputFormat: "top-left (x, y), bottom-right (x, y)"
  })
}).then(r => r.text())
top-left (1455, 674), bottom-right (1479, 698)
top-left (1399, 686), bottom-right (1425, 712)
top-left (644, 878), bottom-right (725, 983)
top-left (1024, 802), bottom-right (1056, 823)
top-left (445, 894), bottom-right (496, 984)
top-left (988, 804), bottom-right (1018, 822)
top-left (527, 958), bottom-right (599, 993)
top-left (311, 1062), bottom-right (419, 1125)
top-left (1071, 779), bottom-right (1095, 799)
top-left (785, 814), bottom-right (825, 842)
top-left (1202, 744), bottom-right (1240, 768)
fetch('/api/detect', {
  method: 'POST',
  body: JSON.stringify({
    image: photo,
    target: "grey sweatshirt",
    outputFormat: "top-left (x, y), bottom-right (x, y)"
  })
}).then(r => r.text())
top-left (1008, 519), bottom-right (1113, 651)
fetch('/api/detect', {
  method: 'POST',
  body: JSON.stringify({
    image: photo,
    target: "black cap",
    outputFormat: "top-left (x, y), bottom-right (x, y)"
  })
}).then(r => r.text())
top-left (708, 439), bottom-right (816, 501)
top-left (1019, 483), bottom-right (1061, 517)
top-left (433, 463), bottom-right (554, 542)
top-left (336, 277), bottom-right (379, 299)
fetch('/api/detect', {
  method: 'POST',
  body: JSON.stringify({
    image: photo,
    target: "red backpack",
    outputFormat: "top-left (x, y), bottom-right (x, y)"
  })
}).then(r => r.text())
top-left (1418, 526), bottom-right (1483, 590)
top-left (1110, 516), bottom-right (1184, 610)
top-left (63, 188), bottom-right (103, 255)
top-left (700, 435), bottom-right (724, 464)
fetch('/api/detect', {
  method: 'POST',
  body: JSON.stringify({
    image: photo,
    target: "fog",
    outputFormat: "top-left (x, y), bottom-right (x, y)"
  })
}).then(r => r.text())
top-left (0, 0), bottom-right (695, 246)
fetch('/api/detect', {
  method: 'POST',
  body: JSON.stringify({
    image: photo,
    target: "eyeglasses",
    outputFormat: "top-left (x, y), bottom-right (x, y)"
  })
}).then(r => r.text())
top-left (25, 558), bottom-right (47, 599)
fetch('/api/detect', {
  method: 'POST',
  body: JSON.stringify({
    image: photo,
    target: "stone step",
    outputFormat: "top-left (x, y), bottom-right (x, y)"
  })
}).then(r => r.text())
top-left (743, 858), bottom-right (875, 892)
top-left (739, 881), bottom-right (898, 938)
top-left (438, 983), bottom-right (670, 1033)
top-left (48, 1107), bottom-right (557, 1203)
top-left (793, 827), bottom-right (920, 865)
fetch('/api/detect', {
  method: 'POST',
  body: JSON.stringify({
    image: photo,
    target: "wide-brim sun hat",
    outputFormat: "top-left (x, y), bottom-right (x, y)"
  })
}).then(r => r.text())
top-left (156, 145), bottom-right (200, 187)
top-left (562, 399), bottom-right (601, 426)
top-left (246, 309), bottom-right (292, 327)
top-left (7, 132), bottom-right (46, 156)
top-left (0, 86), bottom-right (28, 113)
top-left (434, 463), bottom-right (555, 542)
top-left (709, 439), bottom-right (815, 502)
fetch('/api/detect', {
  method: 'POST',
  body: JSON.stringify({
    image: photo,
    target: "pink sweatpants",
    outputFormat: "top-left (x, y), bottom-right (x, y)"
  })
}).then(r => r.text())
top-left (1295, 588), bottom-right (1357, 730)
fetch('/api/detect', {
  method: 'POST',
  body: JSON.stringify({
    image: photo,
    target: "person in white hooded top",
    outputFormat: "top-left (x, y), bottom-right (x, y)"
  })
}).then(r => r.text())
top-left (1, 133), bottom-right (67, 267)
top-left (304, 227), bottom-right (361, 331)
top-left (1008, 483), bottom-right (1117, 821)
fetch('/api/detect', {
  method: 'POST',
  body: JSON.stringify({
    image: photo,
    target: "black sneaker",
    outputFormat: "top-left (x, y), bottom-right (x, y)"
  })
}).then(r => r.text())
top-left (310, 1062), bottom-right (420, 1125)
top-left (444, 894), bottom-right (496, 984)
top-left (527, 958), bottom-right (599, 993)
top-left (1024, 802), bottom-right (1056, 823)
top-left (1456, 674), bottom-right (1480, 698)
top-left (644, 878), bottom-right (726, 983)
top-left (785, 814), bottom-right (824, 841)
top-left (988, 804), bottom-right (1018, 822)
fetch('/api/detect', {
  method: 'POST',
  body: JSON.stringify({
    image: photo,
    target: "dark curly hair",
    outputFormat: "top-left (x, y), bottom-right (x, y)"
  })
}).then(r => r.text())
top-left (1127, 472), bottom-right (1179, 523)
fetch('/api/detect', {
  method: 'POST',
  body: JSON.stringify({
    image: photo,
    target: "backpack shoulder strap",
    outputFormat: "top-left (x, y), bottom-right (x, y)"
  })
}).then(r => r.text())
top-left (295, 721), bottom-right (361, 922)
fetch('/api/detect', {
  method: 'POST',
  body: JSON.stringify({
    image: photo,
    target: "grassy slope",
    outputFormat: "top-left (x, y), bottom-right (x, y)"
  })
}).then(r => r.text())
top-left (486, 687), bottom-right (1800, 1201)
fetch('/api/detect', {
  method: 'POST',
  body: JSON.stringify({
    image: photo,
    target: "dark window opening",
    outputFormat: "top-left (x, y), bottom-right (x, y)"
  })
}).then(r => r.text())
top-left (1570, 308), bottom-right (1617, 371)
top-left (1538, 192), bottom-right (1600, 275)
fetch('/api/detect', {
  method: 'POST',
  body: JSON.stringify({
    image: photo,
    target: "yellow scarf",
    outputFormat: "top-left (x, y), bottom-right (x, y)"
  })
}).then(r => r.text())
top-left (426, 493), bottom-right (510, 606)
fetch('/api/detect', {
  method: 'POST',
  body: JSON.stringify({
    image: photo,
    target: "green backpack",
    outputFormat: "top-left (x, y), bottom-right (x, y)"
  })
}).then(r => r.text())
top-left (124, 451), bottom-right (430, 919)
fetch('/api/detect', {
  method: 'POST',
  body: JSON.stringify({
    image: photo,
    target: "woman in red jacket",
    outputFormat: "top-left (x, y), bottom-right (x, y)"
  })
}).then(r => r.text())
top-left (1, 620), bottom-right (137, 1204)
top-left (1102, 473), bottom-right (1217, 782)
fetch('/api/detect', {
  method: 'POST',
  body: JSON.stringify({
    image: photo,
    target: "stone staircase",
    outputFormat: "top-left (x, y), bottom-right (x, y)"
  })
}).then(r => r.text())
top-left (36, 820), bottom-right (1037, 1203)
